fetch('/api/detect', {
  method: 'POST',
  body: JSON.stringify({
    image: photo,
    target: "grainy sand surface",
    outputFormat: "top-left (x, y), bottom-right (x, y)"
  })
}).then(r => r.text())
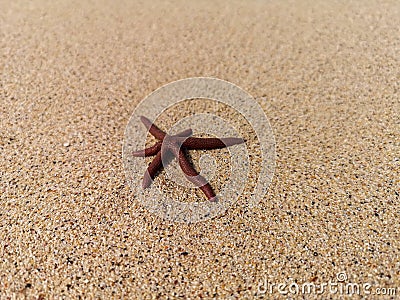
top-left (1, 0), bottom-right (399, 298)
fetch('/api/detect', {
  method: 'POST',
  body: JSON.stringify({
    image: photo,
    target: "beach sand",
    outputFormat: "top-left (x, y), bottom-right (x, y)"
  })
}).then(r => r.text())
top-left (1, 0), bottom-right (399, 298)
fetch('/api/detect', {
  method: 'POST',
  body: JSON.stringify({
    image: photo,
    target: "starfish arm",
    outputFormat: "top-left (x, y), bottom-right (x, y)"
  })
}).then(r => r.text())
top-left (132, 141), bottom-right (162, 157)
top-left (170, 146), bottom-right (217, 201)
top-left (183, 137), bottom-right (244, 150)
top-left (142, 150), bottom-right (163, 189)
top-left (140, 116), bottom-right (166, 140)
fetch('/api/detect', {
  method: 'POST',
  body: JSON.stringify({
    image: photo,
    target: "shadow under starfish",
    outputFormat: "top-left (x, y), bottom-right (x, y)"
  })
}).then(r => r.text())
top-left (132, 116), bottom-right (245, 201)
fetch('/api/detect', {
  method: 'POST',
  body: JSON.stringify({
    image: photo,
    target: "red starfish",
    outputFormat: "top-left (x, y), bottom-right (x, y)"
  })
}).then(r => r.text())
top-left (132, 116), bottom-right (245, 201)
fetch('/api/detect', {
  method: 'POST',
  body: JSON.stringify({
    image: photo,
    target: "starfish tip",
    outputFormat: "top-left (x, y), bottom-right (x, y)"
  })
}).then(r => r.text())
top-left (142, 174), bottom-right (153, 189)
top-left (140, 115), bottom-right (150, 123)
top-left (209, 196), bottom-right (219, 203)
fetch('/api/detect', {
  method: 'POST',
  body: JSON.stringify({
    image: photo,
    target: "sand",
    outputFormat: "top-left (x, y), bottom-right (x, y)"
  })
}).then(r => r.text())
top-left (1, 0), bottom-right (399, 298)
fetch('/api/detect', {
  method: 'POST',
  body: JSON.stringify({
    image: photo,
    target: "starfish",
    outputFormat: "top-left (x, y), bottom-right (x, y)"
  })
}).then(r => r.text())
top-left (132, 116), bottom-right (244, 201)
